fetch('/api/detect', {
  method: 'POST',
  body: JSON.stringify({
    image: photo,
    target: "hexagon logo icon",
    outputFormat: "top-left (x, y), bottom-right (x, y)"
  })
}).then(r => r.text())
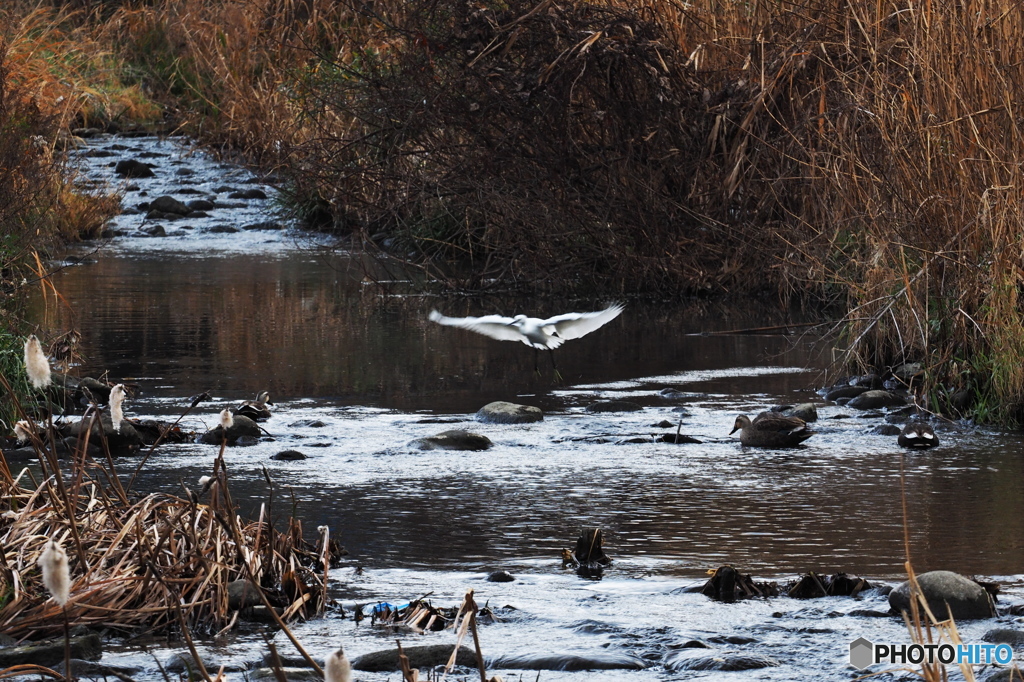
top-left (849, 637), bottom-right (874, 670)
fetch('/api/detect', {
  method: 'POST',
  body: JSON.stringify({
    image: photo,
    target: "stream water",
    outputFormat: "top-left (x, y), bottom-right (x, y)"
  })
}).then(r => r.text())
top-left (16, 134), bottom-right (1024, 680)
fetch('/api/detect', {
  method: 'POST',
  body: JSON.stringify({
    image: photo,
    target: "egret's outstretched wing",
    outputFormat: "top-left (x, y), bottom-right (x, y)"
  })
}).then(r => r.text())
top-left (428, 310), bottom-right (525, 343)
top-left (541, 303), bottom-right (624, 340)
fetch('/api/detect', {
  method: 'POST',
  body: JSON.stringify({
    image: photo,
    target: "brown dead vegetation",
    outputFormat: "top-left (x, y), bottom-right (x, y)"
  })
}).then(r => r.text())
top-left (7, 0), bottom-right (1024, 420)
top-left (0, 443), bottom-right (332, 640)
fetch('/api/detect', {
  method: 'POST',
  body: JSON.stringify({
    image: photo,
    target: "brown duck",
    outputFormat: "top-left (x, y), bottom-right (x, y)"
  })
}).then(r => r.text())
top-left (730, 412), bottom-right (814, 448)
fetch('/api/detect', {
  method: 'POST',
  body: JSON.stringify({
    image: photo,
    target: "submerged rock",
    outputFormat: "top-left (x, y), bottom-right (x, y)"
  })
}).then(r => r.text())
top-left (585, 400), bottom-right (642, 413)
top-left (475, 401), bottom-right (543, 424)
top-left (665, 651), bottom-right (780, 671)
top-left (489, 653), bottom-right (645, 671)
top-left (487, 570), bottom-right (515, 582)
top-left (889, 571), bottom-right (995, 620)
top-left (409, 430), bottom-right (492, 451)
top-left (0, 633), bottom-right (102, 667)
top-left (351, 644), bottom-right (475, 672)
top-left (249, 668), bottom-right (319, 682)
top-left (272, 449), bottom-right (307, 461)
top-left (983, 628), bottom-right (1024, 648)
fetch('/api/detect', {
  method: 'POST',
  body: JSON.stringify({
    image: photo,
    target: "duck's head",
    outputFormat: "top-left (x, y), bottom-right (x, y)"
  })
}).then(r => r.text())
top-left (256, 391), bottom-right (273, 406)
top-left (729, 415), bottom-right (752, 434)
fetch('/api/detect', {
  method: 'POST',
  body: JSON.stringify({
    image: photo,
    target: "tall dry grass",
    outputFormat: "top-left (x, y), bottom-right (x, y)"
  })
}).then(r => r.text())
top-left (6, 0), bottom-right (1024, 421)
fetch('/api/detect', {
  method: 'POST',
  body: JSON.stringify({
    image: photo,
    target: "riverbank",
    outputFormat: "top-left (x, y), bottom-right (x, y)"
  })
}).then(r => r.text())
top-left (6, 0), bottom-right (1024, 424)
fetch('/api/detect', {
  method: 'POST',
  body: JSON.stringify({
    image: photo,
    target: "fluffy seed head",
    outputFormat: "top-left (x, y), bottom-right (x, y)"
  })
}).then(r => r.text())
top-left (219, 409), bottom-right (233, 430)
top-left (324, 648), bottom-right (351, 682)
top-left (24, 335), bottom-right (51, 390)
top-left (37, 539), bottom-right (70, 606)
top-left (13, 420), bottom-right (33, 444)
top-left (109, 384), bottom-right (126, 433)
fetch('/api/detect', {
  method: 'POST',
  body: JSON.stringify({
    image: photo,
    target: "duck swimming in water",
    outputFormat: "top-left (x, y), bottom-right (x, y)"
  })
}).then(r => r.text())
top-left (730, 412), bottom-right (814, 448)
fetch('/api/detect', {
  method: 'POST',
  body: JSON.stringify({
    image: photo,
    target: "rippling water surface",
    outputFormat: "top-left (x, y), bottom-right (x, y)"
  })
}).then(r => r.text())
top-left (17, 134), bottom-right (1024, 680)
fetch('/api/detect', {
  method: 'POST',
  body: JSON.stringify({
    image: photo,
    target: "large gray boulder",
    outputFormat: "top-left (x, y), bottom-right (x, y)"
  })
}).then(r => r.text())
top-left (409, 430), bottom-right (492, 451)
top-left (888, 571), bottom-right (995, 620)
top-left (476, 401), bottom-right (543, 424)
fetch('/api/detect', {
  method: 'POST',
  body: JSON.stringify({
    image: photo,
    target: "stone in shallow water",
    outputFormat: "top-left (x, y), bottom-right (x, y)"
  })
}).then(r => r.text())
top-left (272, 449), bottom-right (307, 461)
top-left (0, 634), bottom-right (102, 668)
top-left (665, 651), bottom-right (780, 671)
top-left (409, 430), bottom-right (492, 451)
top-left (888, 570), bottom-right (995, 620)
top-left (148, 195), bottom-right (191, 215)
top-left (114, 158), bottom-right (155, 178)
top-left (352, 644), bottom-right (474, 672)
top-left (487, 570), bottom-right (515, 582)
top-left (848, 390), bottom-right (907, 410)
top-left (476, 401), bottom-right (543, 424)
top-left (585, 400), bottom-right (642, 413)
top-left (983, 628), bottom-right (1024, 648)
top-left (488, 652), bottom-right (646, 671)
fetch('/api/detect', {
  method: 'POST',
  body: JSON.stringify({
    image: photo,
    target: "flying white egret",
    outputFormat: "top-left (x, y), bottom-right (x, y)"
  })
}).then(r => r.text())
top-left (428, 303), bottom-right (624, 377)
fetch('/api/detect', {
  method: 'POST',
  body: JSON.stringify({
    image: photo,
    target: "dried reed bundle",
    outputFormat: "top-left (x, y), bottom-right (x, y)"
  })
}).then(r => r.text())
top-left (0, 452), bottom-right (330, 639)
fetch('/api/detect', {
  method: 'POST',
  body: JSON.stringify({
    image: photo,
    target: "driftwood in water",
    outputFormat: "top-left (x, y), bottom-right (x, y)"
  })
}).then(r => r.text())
top-left (701, 566), bottom-right (779, 602)
top-left (561, 528), bottom-right (612, 578)
top-left (787, 572), bottom-right (871, 599)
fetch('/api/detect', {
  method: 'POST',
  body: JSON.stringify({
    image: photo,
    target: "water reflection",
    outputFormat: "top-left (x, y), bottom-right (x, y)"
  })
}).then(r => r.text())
top-left (24, 248), bottom-right (1024, 582)
top-left (28, 251), bottom-right (824, 412)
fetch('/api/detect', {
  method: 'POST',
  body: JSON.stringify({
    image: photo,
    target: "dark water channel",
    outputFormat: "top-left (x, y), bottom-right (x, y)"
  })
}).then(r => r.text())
top-left (18, 134), bottom-right (1024, 680)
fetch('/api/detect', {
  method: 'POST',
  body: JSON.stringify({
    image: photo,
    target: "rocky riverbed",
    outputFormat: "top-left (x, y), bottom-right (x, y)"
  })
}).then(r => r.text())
top-left (9, 133), bottom-right (1024, 681)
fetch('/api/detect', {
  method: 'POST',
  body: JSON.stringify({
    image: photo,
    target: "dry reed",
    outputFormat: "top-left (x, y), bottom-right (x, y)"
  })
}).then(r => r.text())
top-left (0, 440), bottom-right (331, 640)
top-left (8, 0), bottom-right (1024, 420)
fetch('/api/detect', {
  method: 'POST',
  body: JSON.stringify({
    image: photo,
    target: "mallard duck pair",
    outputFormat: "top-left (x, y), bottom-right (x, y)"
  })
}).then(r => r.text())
top-left (730, 412), bottom-right (814, 448)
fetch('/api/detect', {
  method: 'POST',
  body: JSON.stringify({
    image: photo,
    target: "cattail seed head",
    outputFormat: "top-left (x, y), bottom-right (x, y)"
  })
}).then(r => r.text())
top-left (324, 648), bottom-right (351, 682)
top-left (24, 335), bottom-right (51, 390)
top-left (109, 384), bottom-right (126, 433)
top-left (13, 420), bottom-right (33, 444)
top-left (38, 539), bottom-right (70, 606)
top-left (219, 409), bottom-right (233, 430)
